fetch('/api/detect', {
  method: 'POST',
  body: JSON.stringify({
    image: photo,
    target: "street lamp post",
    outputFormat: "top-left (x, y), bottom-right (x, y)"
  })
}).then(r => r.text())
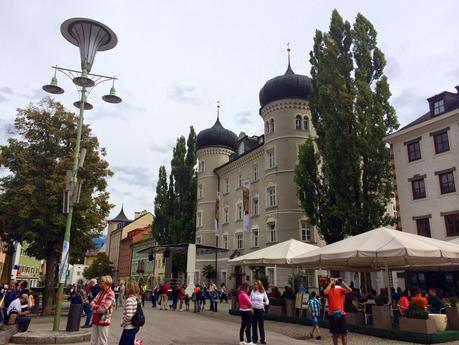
top-left (42, 17), bottom-right (121, 331)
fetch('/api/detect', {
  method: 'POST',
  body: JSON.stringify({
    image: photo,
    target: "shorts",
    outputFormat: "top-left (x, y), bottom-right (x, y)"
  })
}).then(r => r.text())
top-left (328, 315), bottom-right (347, 335)
top-left (311, 316), bottom-right (319, 326)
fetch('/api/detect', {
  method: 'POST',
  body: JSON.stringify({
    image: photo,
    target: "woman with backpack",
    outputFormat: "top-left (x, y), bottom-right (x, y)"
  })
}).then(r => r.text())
top-left (119, 280), bottom-right (143, 345)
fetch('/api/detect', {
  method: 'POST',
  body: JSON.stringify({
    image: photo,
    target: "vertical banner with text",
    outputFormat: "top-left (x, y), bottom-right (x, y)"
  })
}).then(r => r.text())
top-left (242, 180), bottom-right (251, 231)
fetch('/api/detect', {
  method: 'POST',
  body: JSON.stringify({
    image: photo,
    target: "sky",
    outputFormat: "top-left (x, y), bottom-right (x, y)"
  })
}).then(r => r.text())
top-left (1, 0), bottom-right (459, 220)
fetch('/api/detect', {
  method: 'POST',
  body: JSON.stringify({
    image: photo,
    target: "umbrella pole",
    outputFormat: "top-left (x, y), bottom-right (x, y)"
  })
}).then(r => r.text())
top-left (384, 263), bottom-right (392, 305)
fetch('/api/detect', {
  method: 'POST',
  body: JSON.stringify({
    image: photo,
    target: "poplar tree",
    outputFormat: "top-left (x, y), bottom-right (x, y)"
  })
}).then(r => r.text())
top-left (295, 10), bottom-right (399, 244)
top-left (153, 166), bottom-right (170, 245)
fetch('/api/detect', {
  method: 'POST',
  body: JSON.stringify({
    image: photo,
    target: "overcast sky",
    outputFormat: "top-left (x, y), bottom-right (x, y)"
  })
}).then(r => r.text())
top-left (1, 1), bottom-right (458, 220)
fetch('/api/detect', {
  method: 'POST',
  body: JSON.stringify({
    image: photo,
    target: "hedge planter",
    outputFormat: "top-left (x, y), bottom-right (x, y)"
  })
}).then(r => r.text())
top-left (446, 307), bottom-right (459, 330)
top-left (346, 312), bottom-right (364, 326)
top-left (399, 317), bottom-right (437, 334)
top-left (285, 299), bottom-right (296, 318)
top-left (372, 305), bottom-right (392, 330)
top-left (269, 305), bottom-right (286, 317)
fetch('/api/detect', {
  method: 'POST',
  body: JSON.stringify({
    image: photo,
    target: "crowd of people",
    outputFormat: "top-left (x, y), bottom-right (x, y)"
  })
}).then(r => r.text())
top-left (0, 279), bottom-right (33, 332)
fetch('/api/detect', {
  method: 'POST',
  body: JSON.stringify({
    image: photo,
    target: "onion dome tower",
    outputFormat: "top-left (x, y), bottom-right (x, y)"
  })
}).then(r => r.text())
top-left (196, 103), bottom-right (237, 246)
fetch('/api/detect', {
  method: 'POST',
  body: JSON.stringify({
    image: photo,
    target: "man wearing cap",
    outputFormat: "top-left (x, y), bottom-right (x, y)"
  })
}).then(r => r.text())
top-left (7, 294), bottom-right (31, 332)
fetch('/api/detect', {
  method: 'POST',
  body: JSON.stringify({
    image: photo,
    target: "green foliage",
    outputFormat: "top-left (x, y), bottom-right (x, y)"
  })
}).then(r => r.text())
top-left (83, 253), bottom-right (114, 280)
top-left (295, 10), bottom-right (399, 243)
top-left (0, 98), bottom-right (112, 312)
top-left (405, 302), bottom-right (429, 320)
top-left (153, 127), bottom-right (197, 251)
top-left (202, 264), bottom-right (216, 279)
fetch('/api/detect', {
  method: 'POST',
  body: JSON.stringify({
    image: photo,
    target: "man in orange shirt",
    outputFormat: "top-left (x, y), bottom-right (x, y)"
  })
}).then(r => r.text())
top-left (411, 287), bottom-right (428, 309)
top-left (324, 278), bottom-right (353, 345)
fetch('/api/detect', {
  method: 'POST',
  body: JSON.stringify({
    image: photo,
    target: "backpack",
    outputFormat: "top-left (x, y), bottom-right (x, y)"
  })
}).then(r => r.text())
top-left (131, 301), bottom-right (145, 327)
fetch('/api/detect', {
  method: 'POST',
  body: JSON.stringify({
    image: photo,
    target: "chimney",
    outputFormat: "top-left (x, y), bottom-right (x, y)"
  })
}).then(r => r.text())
top-left (134, 210), bottom-right (147, 219)
top-left (455, 85), bottom-right (459, 94)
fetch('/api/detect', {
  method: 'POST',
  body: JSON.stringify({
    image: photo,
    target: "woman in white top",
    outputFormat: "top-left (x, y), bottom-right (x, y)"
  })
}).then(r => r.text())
top-left (250, 280), bottom-right (269, 345)
top-left (119, 281), bottom-right (140, 345)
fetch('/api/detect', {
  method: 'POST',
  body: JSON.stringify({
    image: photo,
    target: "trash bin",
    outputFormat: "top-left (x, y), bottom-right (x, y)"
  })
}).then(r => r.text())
top-left (66, 303), bottom-right (83, 331)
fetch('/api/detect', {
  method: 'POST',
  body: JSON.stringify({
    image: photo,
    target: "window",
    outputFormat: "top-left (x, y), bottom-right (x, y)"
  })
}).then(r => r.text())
top-left (412, 179), bottom-right (426, 199)
top-left (224, 178), bottom-right (229, 193)
top-left (433, 99), bottom-right (445, 115)
top-left (270, 118), bottom-right (275, 133)
top-left (445, 213), bottom-right (459, 236)
top-left (198, 160), bottom-right (205, 173)
top-left (434, 132), bottom-right (450, 154)
top-left (303, 116), bottom-right (309, 130)
top-left (238, 174), bottom-right (243, 188)
top-left (267, 150), bottom-right (276, 169)
top-left (300, 221), bottom-right (313, 241)
top-left (236, 203), bottom-right (243, 220)
top-left (267, 222), bottom-right (277, 242)
top-left (253, 164), bottom-right (259, 181)
top-left (197, 211), bottom-right (203, 227)
top-left (266, 267), bottom-right (275, 286)
top-left (223, 234), bottom-right (228, 249)
top-left (295, 115), bottom-right (302, 129)
top-left (416, 218), bottom-right (431, 237)
top-left (198, 184), bottom-right (203, 199)
top-left (252, 198), bottom-right (259, 216)
top-left (196, 236), bottom-right (202, 244)
top-left (267, 186), bottom-right (277, 208)
top-left (238, 142), bottom-right (245, 155)
top-left (223, 207), bottom-right (229, 224)
top-left (236, 232), bottom-right (244, 249)
top-left (251, 228), bottom-right (259, 248)
top-left (407, 141), bottom-right (421, 162)
top-left (439, 172), bottom-right (455, 194)
top-left (265, 121), bottom-right (269, 134)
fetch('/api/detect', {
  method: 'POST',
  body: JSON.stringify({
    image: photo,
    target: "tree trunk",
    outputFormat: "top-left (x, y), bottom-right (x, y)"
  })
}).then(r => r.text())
top-left (0, 246), bottom-right (14, 283)
top-left (42, 253), bottom-right (57, 316)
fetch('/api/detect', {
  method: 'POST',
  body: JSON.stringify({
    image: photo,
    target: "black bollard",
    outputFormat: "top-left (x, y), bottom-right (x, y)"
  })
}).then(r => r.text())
top-left (66, 303), bottom-right (83, 331)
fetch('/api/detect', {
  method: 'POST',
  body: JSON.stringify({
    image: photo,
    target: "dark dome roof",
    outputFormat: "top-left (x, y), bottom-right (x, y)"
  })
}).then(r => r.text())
top-left (196, 118), bottom-right (238, 151)
top-left (259, 64), bottom-right (313, 108)
top-left (110, 207), bottom-right (131, 223)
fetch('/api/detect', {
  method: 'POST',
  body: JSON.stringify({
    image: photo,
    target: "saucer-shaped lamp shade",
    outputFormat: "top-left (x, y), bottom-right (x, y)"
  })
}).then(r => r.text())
top-left (42, 76), bottom-right (64, 94)
top-left (102, 86), bottom-right (122, 104)
top-left (73, 75), bottom-right (95, 88)
top-left (61, 18), bottom-right (118, 73)
top-left (73, 100), bottom-right (94, 110)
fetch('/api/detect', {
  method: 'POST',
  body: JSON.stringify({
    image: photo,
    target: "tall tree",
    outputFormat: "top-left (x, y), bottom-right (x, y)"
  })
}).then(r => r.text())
top-left (153, 166), bottom-right (170, 245)
top-left (182, 127), bottom-right (197, 244)
top-left (0, 98), bottom-right (112, 314)
top-left (295, 10), bottom-right (398, 244)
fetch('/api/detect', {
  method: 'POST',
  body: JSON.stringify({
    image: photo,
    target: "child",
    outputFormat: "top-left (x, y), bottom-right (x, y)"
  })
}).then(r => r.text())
top-left (238, 282), bottom-right (254, 345)
top-left (184, 294), bottom-right (190, 311)
top-left (308, 291), bottom-right (322, 340)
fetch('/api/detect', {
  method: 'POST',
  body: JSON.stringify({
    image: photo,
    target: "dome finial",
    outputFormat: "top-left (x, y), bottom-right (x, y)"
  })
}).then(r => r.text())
top-left (285, 42), bottom-right (294, 74)
top-left (216, 100), bottom-right (221, 120)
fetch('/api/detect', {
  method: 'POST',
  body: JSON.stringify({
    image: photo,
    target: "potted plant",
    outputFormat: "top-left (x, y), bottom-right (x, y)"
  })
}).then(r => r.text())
top-left (268, 297), bottom-right (285, 316)
top-left (399, 302), bottom-right (436, 334)
top-left (446, 297), bottom-right (459, 329)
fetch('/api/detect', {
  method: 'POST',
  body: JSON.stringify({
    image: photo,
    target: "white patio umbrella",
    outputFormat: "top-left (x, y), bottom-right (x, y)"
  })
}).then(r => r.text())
top-left (289, 227), bottom-right (459, 270)
top-left (228, 239), bottom-right (318, 266)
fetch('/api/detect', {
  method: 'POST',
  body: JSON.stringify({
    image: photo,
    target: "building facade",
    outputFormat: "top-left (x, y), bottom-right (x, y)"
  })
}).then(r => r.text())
top-left (15, 242), bottom-right (44, 287)
top-left (107, 208), bottom-right (153, 281)
top-left (195, 60), bottom-right (324, 289)
top-left (385, 85), bottom-right (459, 240)
top-left (130, 235), bottom-right (165, 287)
top-left (117, 226), bottom-right (151, 283)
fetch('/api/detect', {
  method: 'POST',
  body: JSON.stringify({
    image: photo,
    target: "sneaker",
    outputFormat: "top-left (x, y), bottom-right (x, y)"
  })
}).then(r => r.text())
top-left (315, 336), bottom-right (321, 340)
top-left (239, 342), bottom-right (246, 345)
top-left (247, 342), bottom-right (256, 345)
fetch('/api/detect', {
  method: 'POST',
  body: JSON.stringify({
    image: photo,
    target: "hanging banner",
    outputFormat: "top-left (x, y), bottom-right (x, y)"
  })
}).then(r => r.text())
top-left (214, 192), bottom-right (222, 234)
top-left (242, 180), bottom-right (251, 231)
top-left (58, 240), bottom-right (70, 284)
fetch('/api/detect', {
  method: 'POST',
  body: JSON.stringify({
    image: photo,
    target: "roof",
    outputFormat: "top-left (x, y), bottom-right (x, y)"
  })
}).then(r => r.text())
top-left (259, 62), bottom-right (313, 108)
top-left (110, 206), bottom-right (131, 223)
top-left (196, 117), bottom-right (238, 151)
top-left (215, 135), bottom-right (264, 172)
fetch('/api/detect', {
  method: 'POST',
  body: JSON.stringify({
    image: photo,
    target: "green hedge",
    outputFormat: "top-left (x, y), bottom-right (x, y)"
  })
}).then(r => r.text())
top-left (228, 309), bottom-right (459, 344)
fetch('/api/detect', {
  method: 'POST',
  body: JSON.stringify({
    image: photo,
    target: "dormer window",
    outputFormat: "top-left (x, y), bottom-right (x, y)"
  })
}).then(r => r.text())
top-left (433, 99), bottom-right (445, 115)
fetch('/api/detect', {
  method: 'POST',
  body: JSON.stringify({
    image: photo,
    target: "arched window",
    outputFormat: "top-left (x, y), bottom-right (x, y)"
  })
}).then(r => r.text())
top-left (265, 121), bottom-right (269, 134)
top-left (295, 115), bottom-right (302, 129)
top-left (303, 116), bottom-right (309, 131)
top-left (270, 118), bottom-right (275, 133)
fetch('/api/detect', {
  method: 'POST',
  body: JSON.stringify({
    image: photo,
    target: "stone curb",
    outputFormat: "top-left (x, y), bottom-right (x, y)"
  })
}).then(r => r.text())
top-left (11, 330), bottom-right (91, 344)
